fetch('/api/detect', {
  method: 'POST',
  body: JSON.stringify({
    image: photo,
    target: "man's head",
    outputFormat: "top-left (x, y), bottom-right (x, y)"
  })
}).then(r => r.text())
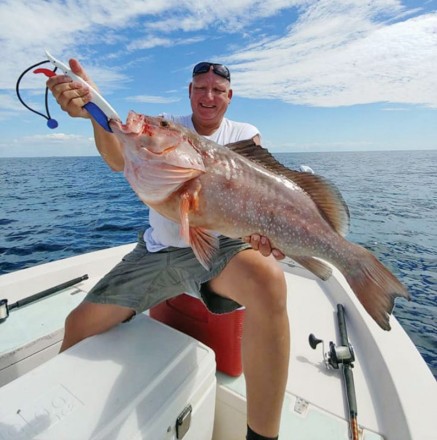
top-left (192, 62), bottom-right (231, 82)
top-left (189, 62), bottom-right (233, 135)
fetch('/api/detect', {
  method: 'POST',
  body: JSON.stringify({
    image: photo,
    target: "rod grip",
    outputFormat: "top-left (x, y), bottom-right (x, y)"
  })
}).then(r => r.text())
top-left (337, 303), bottom-right (349, 347)
top-left (343, 365), bottom-right (358, 417)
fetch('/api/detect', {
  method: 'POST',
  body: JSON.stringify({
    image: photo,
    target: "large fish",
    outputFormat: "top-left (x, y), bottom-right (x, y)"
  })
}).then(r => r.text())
top-left (109, 111), bottom-right (409, 330)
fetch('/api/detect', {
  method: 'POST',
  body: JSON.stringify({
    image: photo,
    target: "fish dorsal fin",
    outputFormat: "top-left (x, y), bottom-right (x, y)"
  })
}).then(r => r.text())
top-left (226, 140), bottom-right (350, 236)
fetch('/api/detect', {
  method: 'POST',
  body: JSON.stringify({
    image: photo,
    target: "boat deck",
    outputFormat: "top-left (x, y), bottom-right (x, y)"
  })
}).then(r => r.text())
top-left (214, 263), bottom-right (386, 439)
top-left (1, 244), bottom-right (436, 439)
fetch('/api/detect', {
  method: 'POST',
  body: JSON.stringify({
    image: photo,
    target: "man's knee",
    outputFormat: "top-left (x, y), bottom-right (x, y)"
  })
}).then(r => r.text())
top-left (62, 301), bottom-right (134, 351)
top-left (63, 305), bottom-right (93, 348)
top-left (248, 261), bottom-right (287, 313)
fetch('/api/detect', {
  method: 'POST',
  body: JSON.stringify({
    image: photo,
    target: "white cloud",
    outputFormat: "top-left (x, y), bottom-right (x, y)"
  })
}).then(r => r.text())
top-left (127, 95), bottom-right (181, 104)
top-left (0, 0), bottom-right (436, 112)
top-left (127, 37), bottom-right (174, 51)
top-left (272, 139), bottom-right (377, 153)
top-left (382, 106), bottom-right (410, 111)
top-left (0, 93), bottom-right (24, 112)
top-left (126, 35), bottom-right (204, 51)
top-left (227, 3), bottom-right (437, 107)
top-left (0, 0), bottom-right (299, 88)
top-left (19, 133), bottom-right (91, 144)
top-left (0, 132), bottom-right (96, 157)
top-left (144, 0), bottom-right (299, 33)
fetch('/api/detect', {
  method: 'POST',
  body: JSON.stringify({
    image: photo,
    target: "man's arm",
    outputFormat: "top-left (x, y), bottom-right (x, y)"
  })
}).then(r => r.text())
top-left (90, 119), bottom-right (124, 171)
top-left (47, 59), bottom-right (124, 172)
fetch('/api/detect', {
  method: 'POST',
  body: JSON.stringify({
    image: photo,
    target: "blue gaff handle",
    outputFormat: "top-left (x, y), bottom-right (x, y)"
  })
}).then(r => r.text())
top-left (84, 102), bottom-right (112, 132)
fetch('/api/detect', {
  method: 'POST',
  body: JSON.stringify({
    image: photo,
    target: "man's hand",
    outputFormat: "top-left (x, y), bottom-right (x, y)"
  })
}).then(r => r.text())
top-left (46, 59), bottom-right (94, 119)
top-left (243, 234), bottom-right (285, 260)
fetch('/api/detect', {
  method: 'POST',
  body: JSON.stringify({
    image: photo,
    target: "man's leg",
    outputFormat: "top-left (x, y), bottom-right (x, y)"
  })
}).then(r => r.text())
top-left (60, 232), bottom-right (158, 352)
top-left (60, 301), bottom-right (135, 352)
top-left (208, 249), bottom-right (289, 438)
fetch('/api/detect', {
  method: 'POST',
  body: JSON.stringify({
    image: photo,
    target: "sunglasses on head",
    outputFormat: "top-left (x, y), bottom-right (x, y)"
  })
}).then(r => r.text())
top-left (192, 62), bottom-right (231, 82)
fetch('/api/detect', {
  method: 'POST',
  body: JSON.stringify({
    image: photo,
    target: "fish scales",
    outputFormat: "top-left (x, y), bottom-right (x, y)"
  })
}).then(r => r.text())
top-left (195, 145), bottom-right (339, 259)
top-left (110, 112), bottom-right (410, 330)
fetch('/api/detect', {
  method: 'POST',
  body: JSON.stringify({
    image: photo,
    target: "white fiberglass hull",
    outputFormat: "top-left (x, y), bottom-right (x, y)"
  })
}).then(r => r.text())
top-left (0, 244), bottom-right (435, 439)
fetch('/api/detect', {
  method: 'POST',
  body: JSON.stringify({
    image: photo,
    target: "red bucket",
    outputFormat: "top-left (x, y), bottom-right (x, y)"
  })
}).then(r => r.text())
top-left (150, 294), bottom-right (245, 376)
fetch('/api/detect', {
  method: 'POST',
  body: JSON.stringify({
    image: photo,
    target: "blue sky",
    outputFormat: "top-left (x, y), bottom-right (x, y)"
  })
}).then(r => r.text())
top-left (0, 0), bottom-right (436, 157)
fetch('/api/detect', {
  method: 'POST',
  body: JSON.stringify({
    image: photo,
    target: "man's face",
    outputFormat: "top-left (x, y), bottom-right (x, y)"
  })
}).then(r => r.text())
top-left (189, 70), bottom-right (233, 127)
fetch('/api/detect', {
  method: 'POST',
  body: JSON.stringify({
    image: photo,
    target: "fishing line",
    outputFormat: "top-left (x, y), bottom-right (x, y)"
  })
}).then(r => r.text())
top-left (16, 60), bottom-right (59, 129)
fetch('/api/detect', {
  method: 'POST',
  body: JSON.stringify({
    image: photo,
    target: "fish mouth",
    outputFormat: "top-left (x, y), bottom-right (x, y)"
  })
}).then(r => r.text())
top-left (109, 112), bottom-right (145, 135)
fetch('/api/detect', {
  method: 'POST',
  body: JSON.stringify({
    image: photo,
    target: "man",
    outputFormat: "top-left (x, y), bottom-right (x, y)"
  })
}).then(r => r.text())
top-left (47, 60), bottom-right (289, 440)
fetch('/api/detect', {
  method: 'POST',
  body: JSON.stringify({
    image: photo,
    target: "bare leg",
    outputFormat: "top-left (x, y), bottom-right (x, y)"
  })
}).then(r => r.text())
top-left (208, 250), bottom-right (289, 437)
top-left (60, 301), bottom-right (135, 352)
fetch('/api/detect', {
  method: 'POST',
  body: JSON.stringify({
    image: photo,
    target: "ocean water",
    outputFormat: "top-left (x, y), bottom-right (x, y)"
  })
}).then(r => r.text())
top-left (0, 151), bottom-right (436, 378)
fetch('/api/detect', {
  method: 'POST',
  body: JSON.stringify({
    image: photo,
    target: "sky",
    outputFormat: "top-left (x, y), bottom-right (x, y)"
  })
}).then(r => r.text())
top-left (0, 0), bottom-right (436, 157)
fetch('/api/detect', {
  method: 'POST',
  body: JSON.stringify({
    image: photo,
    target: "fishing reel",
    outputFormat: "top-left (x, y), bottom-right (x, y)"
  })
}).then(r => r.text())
top-left (309, 333), bottom-right (355, 369)
top-left (309, 305), bottom-right (359, 440)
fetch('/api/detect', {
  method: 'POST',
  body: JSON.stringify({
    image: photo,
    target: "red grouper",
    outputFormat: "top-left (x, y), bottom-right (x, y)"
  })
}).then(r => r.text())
top-left (109, 111), bottom-right (410, 331)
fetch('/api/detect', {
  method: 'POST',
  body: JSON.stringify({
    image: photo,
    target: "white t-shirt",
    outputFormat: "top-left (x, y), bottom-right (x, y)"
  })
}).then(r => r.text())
top-left (144, 114), bottom-right (259, 251)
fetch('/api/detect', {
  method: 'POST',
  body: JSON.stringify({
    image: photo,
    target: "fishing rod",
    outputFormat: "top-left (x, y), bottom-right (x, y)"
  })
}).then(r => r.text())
top-left (309, 304), bottom-right (359, 440)
top-left (0, 274), bottom-right (88, 324)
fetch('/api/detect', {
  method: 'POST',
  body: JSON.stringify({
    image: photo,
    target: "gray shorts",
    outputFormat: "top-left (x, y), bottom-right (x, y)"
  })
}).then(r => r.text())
top-left (85, 231), bottom-right (251, 314)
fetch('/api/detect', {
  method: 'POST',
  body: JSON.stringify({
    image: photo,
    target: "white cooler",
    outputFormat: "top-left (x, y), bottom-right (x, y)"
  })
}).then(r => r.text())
top-left (0, 314), bottom-right (216, 440)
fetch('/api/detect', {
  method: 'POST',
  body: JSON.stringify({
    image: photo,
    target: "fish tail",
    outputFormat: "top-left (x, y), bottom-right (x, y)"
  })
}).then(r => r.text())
top-left (343, 246), bottom-right (410, 331)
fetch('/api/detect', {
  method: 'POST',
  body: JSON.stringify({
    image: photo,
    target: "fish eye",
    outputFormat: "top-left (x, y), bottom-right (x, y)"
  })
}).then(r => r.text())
top-left (160, 119), bottom-right (169, 127)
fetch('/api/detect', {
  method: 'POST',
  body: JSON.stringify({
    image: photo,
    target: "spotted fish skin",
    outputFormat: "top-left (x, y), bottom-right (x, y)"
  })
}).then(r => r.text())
top-left (110, 112), bottom-right (409, 330)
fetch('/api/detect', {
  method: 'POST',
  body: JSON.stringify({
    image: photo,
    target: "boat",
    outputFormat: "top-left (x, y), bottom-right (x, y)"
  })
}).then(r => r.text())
top-left (0, 243), bottom-right (436, 439)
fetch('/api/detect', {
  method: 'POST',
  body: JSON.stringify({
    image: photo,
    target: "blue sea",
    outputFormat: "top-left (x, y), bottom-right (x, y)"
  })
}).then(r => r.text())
top-left (1, 151), bottom-right (436, 378)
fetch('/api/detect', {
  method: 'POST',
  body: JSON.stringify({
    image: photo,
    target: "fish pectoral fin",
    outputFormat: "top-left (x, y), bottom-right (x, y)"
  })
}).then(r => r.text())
top-left (178, 185), bottom-right (217, 270)
top-left (292, 256), bottom-right (332, 281)
top-left (179, 184), bottom-right (202, 245)
top-left (189, 227), bottom-right (219, 271)
top-left (179, 193), bottom-right (191, 245)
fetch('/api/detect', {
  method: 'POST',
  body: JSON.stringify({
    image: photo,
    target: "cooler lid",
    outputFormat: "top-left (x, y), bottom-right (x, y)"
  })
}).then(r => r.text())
top-left (0, 314), bottom-right (215, 439)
